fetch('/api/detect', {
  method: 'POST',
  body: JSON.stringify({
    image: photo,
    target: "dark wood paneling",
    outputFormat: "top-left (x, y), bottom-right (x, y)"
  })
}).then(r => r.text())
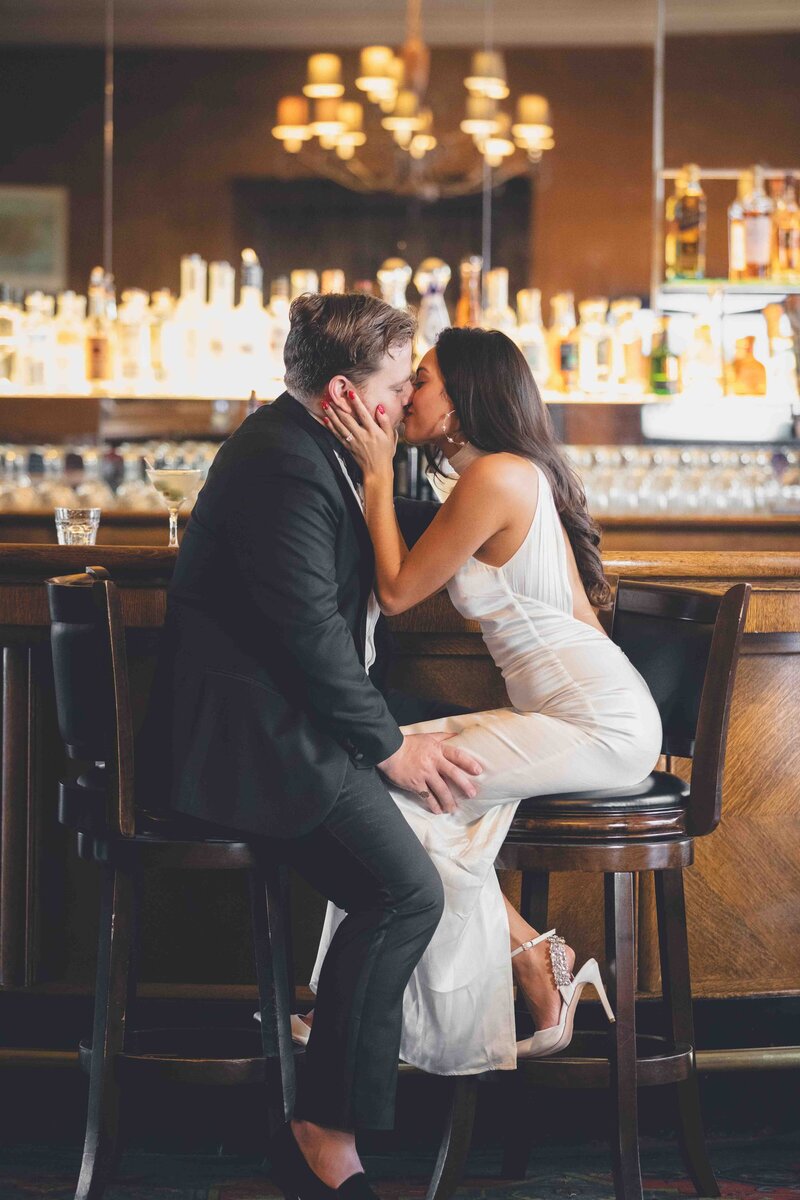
top-left (2, 36), bottom-right (799, 307)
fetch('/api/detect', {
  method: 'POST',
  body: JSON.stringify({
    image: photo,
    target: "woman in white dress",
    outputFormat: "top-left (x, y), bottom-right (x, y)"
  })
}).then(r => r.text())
top-left (315, 327), bottom-right (662, 1075)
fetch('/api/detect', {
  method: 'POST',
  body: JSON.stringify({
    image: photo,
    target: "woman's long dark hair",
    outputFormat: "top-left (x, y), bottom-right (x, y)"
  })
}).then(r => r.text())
top-left (430, 327), bottom-right (611, 608)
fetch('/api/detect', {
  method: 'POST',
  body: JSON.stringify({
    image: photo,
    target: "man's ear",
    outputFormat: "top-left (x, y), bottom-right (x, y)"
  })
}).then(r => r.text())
top-left (327, 375), bottom-right (353, 410)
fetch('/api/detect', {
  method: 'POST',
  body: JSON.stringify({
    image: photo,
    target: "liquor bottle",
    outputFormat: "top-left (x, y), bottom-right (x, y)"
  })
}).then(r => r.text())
top-left (763, 303), bottom-right (798, 400)
top-left (233, 248), bottom-right (273, 399)
top-left (609, 298), bottom-right (646, 390)
top-left (290, 269), bottom-right (319, 299)
top-left (0, 285), bottom-right (21, 386)
top-left (649, 317), bottom-right (681, 395)
top-left (728, 171), bottom-right (753, 282)
top-left (547, 292), bottom-right (578, 392)
top-left (20, 291), bottom-right (57, 390)
top-left (149, 288), bottom-right (175, 388)
top-left (742, 166), bottom-right (774, 281)
top-left (116, 288), bottom-right (153, 393)
top-left (664, 170), bottom-right (687, 281)
top-left (414, 257), bottom-right (451, 359)
top-left (455, 256), bottom-right (483, 327)
top-left (482, 268), bottom-right (517, 337)
top-left (85, 266), bottom-right (114, 388)
top-left (206, 261), bottom-right (236, 397)
top-left (683, 317), bottom-right (723, 396)
top-left (577, 298), bottom-right (613, 392)
top-left (321, 269), bottom-right (346, 294)
top-left (163, 254), bottom-right (208, 393)
top-left (377, 258), bottom-right (412, 311)
top-left (268, 276), bottom-right (291, 383)
top-left (516, 288), bottom-right (548, 389)
top-left (54, 290), bottom-right (88, 393)
top-left (674, 164), bottom-right (706, 279)
top-left (771, 174), bottom-right (800, 282)
top-left (729, 335), bottom-right (767, 395)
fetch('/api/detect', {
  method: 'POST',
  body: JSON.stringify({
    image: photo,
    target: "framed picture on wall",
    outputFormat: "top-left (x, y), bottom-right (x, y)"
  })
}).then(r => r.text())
top-left (0, 185), bottom-right (68, 291)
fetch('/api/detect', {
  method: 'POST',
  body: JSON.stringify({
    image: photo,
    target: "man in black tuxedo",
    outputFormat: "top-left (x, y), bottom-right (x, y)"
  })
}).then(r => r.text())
top-left (156, 293), bottom-right (481, 1195)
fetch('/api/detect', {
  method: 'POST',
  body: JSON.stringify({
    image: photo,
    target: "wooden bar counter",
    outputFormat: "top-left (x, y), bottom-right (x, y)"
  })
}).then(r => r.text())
top-left (3, 510), bottom-right (799, 551)
top-left (1, 544), bottom-right (798, 1053)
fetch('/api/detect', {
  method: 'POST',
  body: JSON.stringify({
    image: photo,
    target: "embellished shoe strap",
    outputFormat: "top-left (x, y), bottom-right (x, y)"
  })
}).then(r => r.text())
top-left (511, 928), bottom-right (573, 988)
top-left (511, 928), bottom-right (557, 958)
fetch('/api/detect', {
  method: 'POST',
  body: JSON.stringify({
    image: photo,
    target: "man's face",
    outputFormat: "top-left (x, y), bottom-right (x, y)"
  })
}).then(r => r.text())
top-left (330, 342), bottom-right (414, 428)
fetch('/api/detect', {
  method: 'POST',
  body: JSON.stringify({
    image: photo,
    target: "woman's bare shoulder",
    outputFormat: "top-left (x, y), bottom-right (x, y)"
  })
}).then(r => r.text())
top-left (456, 451), bottom-right (539, 495)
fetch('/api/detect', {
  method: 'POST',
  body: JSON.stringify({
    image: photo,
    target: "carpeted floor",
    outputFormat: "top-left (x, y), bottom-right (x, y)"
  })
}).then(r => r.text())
top-left (1, 1137), bottom-right (798, 1200)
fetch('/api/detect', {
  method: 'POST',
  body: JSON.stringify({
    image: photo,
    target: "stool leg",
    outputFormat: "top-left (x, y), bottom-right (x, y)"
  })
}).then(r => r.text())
top-left (500, 870), bottom-right (549, 1180)
top-left (251, 861), bottom-right (296, 1133)
top-left (520, 869), bottom-right (550, 930)
top-left (604, 872), bottom-right (642, 1200)
top-left (655, 870), bottom-right (719, 1198)
top-left (426, 1076), bottom-right (479, 1200)
top-left (75, 864), bottom-right (136, 1200)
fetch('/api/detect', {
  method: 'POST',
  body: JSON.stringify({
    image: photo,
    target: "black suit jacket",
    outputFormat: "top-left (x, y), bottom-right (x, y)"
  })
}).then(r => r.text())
top-left (143, 392), bottom-right (408, 838)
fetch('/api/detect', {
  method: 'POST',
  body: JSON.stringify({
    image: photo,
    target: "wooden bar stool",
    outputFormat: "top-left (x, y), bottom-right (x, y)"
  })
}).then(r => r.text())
top-left (494, 579), bottom-right (751, 1200)
top-left (47, 566), bottom-right (297, 1200)
top-left (47, 566), bottom-right (477, 1200)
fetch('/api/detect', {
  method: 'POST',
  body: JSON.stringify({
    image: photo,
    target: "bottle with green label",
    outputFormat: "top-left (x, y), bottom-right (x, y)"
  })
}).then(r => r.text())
top-left (649, 317), bottom-right (681, 395)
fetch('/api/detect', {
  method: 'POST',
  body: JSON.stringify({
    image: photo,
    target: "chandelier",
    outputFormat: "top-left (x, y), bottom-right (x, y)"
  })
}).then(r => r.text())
top-left (271, 0), bottom-right (555, 196)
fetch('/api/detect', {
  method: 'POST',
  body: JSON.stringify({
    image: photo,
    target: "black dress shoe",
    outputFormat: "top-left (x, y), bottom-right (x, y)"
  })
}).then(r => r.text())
top-left (337, 1172), bottom-right (380, 1199)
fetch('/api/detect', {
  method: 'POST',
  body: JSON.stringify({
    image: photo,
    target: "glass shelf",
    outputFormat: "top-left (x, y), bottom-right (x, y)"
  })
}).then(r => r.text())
top-left (541, 390), bottom-right (673, 406)
top-left (660, 279), bottom-right (800, 296)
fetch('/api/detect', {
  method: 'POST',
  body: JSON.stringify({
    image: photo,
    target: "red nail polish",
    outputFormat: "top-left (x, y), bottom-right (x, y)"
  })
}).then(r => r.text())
top-left (323, 417), bottom-right (329, 424)
top-left (348, 390), bottom-right (355, 400)
top-left (377, 405), bottom-right (385, 415)
top-left (321, 400), bottom-right (329, 409)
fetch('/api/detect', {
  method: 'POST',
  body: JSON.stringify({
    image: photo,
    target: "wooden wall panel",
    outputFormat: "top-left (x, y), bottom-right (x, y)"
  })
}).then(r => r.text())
top-left (2, 36), bottom-right (799, 308)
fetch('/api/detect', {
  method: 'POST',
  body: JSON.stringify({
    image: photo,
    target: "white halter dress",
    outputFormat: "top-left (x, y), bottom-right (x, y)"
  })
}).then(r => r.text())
top-left (311, 448), bottom-right (662, 1074)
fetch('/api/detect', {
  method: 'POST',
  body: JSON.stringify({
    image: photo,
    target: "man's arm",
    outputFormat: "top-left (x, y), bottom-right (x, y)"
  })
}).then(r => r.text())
top-left (224, 452), bottom-right (403, 768)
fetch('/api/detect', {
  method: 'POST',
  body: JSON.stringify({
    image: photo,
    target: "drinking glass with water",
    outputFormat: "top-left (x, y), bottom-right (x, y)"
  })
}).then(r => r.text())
top-left (55, 507), bottom-right (101, 545)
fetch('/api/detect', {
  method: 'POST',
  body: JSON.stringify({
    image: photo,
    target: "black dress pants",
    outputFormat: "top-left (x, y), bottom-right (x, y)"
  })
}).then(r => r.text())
top-left (279, 690), bottom-right (467, 1133)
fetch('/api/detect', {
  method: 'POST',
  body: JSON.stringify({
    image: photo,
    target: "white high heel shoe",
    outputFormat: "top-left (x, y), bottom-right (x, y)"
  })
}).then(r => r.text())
top-left (512, 928), bottom-right (616, 1060)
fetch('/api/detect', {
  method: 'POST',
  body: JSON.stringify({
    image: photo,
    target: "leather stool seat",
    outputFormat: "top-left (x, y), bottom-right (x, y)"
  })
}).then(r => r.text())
top-left (508, 771), bottom-right (691, 842)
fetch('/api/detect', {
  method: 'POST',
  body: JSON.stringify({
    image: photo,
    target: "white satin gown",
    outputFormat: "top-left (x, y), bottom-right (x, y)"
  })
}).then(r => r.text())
top-left (311, 448), bottom-right (662, 1075)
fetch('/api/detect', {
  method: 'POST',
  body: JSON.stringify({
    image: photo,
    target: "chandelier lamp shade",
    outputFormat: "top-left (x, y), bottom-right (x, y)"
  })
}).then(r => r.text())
top-left (271, 95), bottom-right (313, 153)
top-left (303, 53), bottom-right (345, 98)
top-left (464, 50), bottom-right (509, 100)
top-left (271, 2), bottom-right (554, 180)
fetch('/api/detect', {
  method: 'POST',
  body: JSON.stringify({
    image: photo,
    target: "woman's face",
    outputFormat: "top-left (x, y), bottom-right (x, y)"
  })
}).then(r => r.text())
top-left (402, 348), bottom-right (461, 448)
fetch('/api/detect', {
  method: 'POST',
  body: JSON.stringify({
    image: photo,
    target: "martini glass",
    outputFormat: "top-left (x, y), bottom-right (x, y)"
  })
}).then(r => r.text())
top-left (145, 465), bottom-right (203, 546)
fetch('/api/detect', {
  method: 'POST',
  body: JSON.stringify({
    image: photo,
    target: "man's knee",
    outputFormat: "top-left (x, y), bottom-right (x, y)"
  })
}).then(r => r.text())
top-left (401, 858), bottom-right (444, 935)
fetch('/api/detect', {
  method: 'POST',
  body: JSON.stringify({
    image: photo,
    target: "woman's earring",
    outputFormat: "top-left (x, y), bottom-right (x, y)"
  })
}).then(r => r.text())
top-left (441, 408), bottom-right (465, 446)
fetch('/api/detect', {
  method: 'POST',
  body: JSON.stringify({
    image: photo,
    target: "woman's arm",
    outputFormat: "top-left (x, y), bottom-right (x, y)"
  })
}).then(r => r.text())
top-left (325, 396), bottom-right (526, 616)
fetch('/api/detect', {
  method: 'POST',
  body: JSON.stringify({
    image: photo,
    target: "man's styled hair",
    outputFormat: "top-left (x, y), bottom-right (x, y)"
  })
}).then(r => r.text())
top-left (284, 292), bottom-right (416, 402)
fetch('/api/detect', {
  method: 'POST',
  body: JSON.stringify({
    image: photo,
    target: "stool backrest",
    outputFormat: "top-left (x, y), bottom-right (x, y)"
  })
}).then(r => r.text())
top-left (611, 579), bottom-right (750, 837)
top-left (47, 566), bottom-right (135, 838)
